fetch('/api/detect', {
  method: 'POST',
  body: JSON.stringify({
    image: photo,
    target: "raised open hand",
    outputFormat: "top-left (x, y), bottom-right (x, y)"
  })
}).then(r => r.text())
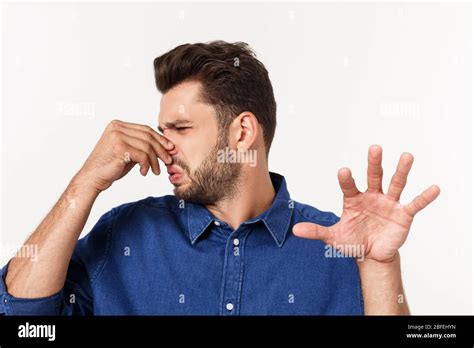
top-left (293, 145), bottom-right (440, 263)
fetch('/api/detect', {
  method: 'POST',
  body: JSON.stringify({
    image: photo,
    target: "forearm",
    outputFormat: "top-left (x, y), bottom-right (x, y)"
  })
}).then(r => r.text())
top-left (5, 175), bottom-right (99, 298)
top-left (4, 120), bottom-right (173, 299)
top-left (358, 252), bottom-right (410, 315)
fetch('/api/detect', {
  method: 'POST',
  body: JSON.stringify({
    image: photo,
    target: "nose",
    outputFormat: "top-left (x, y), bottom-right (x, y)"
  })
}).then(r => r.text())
top-left (162, 136), bottom-right (178, 163)
top-left (167, 146), bottom-right (178, 156)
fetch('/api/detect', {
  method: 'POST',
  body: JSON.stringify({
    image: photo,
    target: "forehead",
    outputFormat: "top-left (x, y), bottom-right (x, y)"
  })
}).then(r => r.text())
top-left (159, 80), bottom-right (215, 125)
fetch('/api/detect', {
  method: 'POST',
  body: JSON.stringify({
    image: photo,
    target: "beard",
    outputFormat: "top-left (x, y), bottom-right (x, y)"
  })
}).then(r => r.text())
top-left (172, 134), bottom-right (242, 206)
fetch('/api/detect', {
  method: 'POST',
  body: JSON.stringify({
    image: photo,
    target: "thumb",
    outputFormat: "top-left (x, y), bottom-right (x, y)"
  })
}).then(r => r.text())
top-left (292, 222), bottom-right (333, 243)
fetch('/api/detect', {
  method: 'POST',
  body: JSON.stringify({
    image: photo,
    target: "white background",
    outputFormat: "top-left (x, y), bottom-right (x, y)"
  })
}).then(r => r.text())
top-left (1, 1), bottom-right (472, 314)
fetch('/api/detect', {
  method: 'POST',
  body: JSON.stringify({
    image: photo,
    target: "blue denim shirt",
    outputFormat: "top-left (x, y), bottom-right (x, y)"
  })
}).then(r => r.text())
top-left (0, 172), bottom-right (363, 315)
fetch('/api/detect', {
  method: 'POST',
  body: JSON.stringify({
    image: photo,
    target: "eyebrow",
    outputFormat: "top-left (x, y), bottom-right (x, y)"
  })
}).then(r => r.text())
top-left (157, 119), bottom-right (192, 133)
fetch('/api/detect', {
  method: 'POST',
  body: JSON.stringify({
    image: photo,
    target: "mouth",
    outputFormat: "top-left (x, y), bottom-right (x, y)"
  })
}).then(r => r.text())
top-left (167, 165), bottom-right (185, 185)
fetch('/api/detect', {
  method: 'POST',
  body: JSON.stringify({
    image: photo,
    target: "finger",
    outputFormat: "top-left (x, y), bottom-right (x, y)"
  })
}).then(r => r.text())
top-left (292, 222), bottom-right (334, 244)
top-left (387, 152), bottom-right (414, 201)
top-left (112, 120), bottom-right (175, 151)
top-left (338, 167), bottom-right (360, 198)
top-left (367, 144), bottom-right (383, 192)
top-left (405, 185), bottom-right (441, 216)
top-left (118, 145), bottom-right (150, 176)
top-left (121, 134), bottom-right (161, 175)
top-left (117, 126), bottom-right (173, 166)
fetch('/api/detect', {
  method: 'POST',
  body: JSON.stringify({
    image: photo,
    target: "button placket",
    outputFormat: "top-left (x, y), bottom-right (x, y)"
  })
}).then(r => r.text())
top-left (220, 228), bottom-right (249, 316)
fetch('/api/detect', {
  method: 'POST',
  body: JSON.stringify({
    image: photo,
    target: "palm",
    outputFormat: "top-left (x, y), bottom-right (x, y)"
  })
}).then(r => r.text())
top-left (293, 145), bottom-right (440, 263)
top-left (336, 191), bottom-right (413, 262)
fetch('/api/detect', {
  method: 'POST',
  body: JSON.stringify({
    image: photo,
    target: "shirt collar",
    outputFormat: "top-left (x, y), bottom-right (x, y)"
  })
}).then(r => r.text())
top-left (185, 172), bottom-right (293, 248)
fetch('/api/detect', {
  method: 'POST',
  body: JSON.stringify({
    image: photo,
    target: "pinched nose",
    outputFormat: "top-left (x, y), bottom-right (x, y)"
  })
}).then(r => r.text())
top-left (163, 136), bottom-right (178, 157)
top-left (167, 146), bottom-right (179, 157)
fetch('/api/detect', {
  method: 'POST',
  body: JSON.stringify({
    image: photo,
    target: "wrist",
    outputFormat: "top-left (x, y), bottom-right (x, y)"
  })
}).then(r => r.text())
top-left (357, 252), bottom-right (401, 276)
top-left (69, 172), bottom-right (102, 198)
top-left (357, 252), bottom-right (409, 315)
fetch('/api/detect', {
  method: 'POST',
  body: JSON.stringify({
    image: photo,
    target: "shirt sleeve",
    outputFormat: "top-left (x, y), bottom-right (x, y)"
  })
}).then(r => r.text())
top-left (0, 209), bottom-right (114, 316)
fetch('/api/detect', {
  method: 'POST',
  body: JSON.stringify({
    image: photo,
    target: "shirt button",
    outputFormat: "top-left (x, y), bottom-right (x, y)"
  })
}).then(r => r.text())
top-left (233, 238), bottom-right (240, 246)
top-left (226, 303), bottom-right (234, 311)
top-left (214, 220), bottom-right (221, 226)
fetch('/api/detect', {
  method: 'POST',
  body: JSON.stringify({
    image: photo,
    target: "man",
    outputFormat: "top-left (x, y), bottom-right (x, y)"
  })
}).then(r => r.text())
top-left (0, 41), bottom-right (439, 315)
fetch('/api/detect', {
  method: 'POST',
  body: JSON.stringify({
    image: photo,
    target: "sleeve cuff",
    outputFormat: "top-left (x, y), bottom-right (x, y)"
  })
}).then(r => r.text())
top-left (0, 260), bottom-right (65, 315)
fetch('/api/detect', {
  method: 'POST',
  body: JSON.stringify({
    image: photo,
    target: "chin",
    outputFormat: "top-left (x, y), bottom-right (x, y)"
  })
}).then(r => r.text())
top-left (173, 184), bottom-right (191, 199)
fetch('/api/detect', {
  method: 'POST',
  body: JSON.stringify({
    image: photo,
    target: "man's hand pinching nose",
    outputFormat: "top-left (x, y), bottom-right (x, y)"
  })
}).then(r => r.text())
top-left (75, 119), bottom-right (176, 193)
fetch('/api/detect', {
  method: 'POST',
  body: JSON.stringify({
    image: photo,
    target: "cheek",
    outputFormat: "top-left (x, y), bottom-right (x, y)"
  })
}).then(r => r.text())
top-left (182, 137), bottom-right (218, 172)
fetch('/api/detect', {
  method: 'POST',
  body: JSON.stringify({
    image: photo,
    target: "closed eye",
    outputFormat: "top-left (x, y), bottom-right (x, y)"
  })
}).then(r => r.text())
top-left (157, 125), bottom-right (192, 134)
top-left (176, 127), bottom-right (191, 132)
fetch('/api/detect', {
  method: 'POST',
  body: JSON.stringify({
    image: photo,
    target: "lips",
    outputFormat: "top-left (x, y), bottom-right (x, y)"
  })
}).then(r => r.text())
top-left (166, 164), bottom-right (183, 175)
top-left (167, 165), bottom-right (185, 185)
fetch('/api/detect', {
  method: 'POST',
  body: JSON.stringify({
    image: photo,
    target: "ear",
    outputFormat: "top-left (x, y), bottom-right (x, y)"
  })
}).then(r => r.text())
top-left (230, 112), bottom-right (259, 151)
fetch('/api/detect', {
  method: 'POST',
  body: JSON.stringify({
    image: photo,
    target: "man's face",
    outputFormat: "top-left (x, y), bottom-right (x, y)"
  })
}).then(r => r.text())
top-left (158, 81), bottom-right (241, 205)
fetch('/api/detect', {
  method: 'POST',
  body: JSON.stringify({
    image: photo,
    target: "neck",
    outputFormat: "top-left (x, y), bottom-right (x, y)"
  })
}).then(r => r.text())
top-left (205, 167), bottom-right (276, 230)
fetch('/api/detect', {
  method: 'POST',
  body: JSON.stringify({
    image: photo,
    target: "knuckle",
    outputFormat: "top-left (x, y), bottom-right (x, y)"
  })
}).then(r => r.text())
top-left (419, 196), bottom-right (428, 206)
top-left (368, 172), bottom-right (380, 179)
top-left (413, 199), bottom-right (422, 210)
top-left (108, 119), bottom-right (120, 129)
top-left (391, 177), bottom-right (405, 189)
top-left (109, 130), bottom-right (121, 141)
top-left (114, 142), bottom-right (126, 154)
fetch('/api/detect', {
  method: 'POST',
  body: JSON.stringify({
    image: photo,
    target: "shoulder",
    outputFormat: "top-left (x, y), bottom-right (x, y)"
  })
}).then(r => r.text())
top-left (292, 200), bottom-right (340, 226)
top-left (289, 201), bottom-right (364, 314)
top-left (73, 195), bottom-right (180, 276)
top-left (110, 195), bottom-right (181, 218)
